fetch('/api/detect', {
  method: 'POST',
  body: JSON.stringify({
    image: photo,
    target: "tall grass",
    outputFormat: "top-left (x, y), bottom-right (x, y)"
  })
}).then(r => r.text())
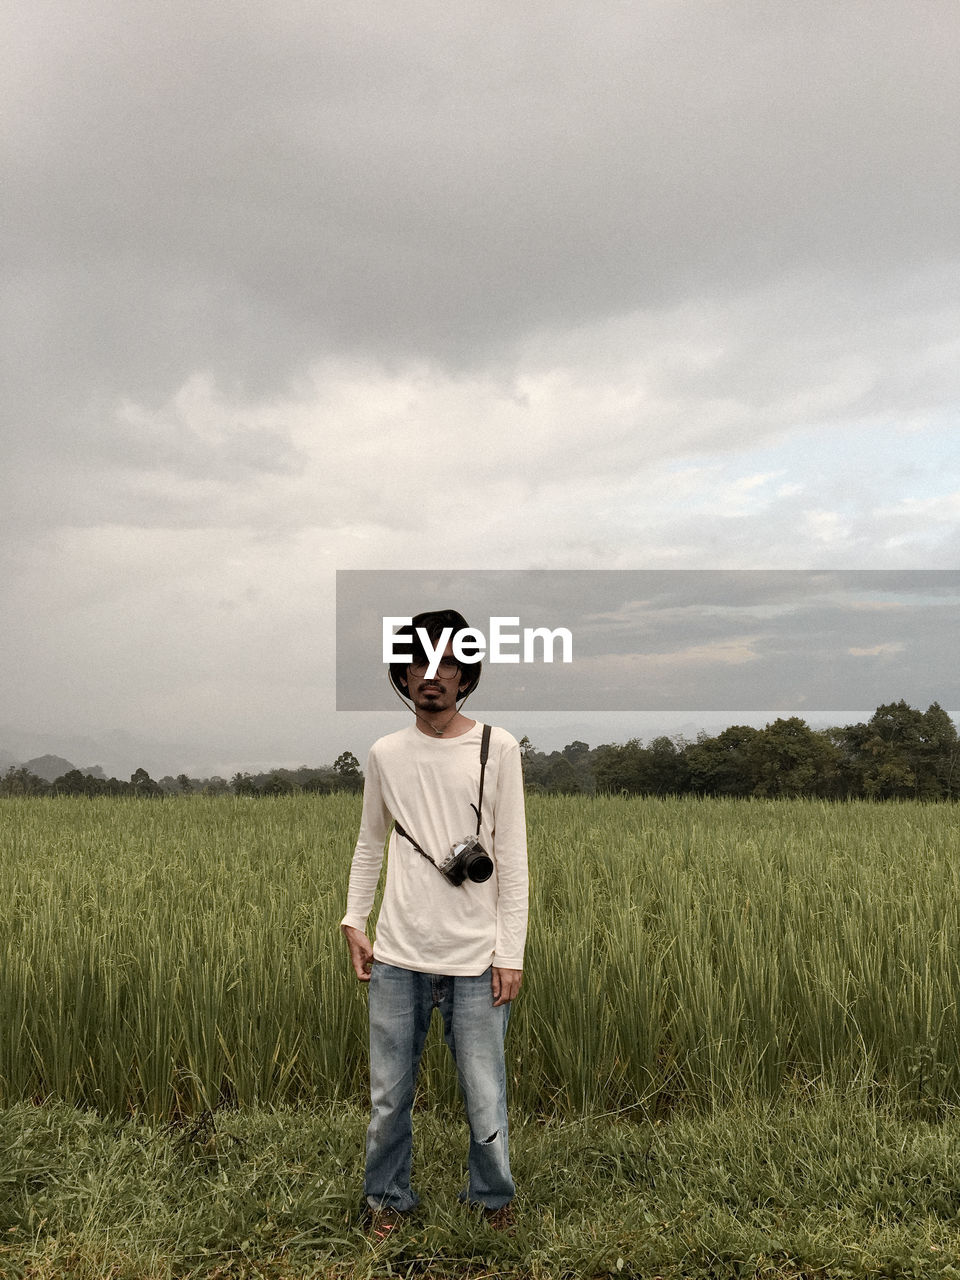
top-left (1, 793), bottom-right (959, 1118)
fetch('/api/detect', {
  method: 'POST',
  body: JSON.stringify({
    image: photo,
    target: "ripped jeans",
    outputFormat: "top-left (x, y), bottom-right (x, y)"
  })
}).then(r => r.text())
top-left (364, 961), bottom-right (514, 1212)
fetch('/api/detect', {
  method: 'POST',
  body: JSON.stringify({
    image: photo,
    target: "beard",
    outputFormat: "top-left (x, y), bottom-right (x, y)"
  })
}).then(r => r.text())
top-left (413, 682), bottom-right (456, 711)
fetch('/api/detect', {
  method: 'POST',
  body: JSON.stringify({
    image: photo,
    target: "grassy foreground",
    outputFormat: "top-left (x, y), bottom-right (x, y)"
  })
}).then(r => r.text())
top-left (3, 1093), bottom-right (960, 1279)
top-left (4, 794), bottom-right (960, 1275)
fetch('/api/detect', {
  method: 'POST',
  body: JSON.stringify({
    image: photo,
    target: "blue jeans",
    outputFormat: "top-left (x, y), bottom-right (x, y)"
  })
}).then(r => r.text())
top-left (365, 961), bottom-right (514, 1212)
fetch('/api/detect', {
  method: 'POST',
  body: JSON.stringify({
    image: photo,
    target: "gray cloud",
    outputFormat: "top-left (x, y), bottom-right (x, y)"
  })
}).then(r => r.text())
top-left (8, 0), bottom-right (959, 407)
top-left (4, 0), bottom-right (959, 773)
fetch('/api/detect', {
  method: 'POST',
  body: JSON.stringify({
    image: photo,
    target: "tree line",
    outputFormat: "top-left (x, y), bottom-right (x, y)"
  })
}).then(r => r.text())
top-left (0, 752), bottom-right (364, 799)
top-left (3, 702), bottom-right (958, 802)
top-left (521, 701), bottom-right (959, 801)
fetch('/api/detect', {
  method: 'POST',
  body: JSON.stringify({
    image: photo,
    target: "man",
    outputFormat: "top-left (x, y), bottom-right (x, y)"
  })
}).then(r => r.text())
top-left (341, 608), bottom-right (528, 1231)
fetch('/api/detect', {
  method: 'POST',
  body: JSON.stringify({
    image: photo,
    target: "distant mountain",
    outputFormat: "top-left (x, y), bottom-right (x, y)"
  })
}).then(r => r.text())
top-left (22, 754), bottom-right (78, 782)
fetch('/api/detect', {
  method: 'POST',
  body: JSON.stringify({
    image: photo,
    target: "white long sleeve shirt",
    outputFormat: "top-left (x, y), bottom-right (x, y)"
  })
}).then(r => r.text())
top-left (341, 722), bottom-right (528, 975)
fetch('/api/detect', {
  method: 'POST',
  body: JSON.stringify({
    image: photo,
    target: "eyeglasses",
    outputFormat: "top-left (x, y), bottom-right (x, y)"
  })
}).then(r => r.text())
top-left (408, 659), bottom-right (461, 678)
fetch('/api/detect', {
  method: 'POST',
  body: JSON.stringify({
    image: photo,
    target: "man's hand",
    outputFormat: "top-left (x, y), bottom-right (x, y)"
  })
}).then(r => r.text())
top-left (341, 924), bottom-right (374, 981)
top-left (491, 967), bottom-right (522, 1007)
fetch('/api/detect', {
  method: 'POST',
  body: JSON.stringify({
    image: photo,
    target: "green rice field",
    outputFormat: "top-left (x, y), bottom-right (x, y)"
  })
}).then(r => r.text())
top-left (1, 793), bottom-right (959, 1121)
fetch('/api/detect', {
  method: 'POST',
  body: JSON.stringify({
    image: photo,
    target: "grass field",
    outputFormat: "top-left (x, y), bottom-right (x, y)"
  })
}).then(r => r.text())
top-left (4, 1092), bottom-right (960, 1279)
top-left (2, 793), bottom-right (960, 1118)
top-left (2, 793), bottom-right (960, 1277)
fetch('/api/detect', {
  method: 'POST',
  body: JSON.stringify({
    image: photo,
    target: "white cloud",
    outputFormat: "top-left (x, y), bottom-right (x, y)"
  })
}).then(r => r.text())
top-left (848, 643), bottom-right (906, 658)
top-left (876, 491), bottom-right (960, 521)
top-left (803, 510), bottom-right (853, 546)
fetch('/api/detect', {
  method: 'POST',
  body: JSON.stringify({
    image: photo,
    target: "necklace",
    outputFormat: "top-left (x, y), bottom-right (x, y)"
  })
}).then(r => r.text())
top-left (390, 675), bottom-right (473, 737)
top-left (417, 710), bottom-right (458, 736)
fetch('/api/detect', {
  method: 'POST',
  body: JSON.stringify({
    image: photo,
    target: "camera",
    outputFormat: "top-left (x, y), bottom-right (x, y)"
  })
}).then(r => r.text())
top-left (438, 836), bottom-right (494, 887)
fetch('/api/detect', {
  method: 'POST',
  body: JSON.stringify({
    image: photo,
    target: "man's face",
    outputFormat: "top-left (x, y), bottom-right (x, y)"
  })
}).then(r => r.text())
top-left (403, 640), bottom-right (465, 712)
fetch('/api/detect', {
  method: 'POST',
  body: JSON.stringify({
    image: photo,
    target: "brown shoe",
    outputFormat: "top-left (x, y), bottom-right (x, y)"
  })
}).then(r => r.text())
top-left (367, 1207), bottom-right (403, 1241)
top-left (482, 1203), bottom-right (515, 1233)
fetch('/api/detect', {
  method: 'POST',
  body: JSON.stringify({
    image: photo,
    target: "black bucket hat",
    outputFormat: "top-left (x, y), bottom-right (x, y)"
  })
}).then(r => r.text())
top-left (389, 609), bottom-right (483, 702)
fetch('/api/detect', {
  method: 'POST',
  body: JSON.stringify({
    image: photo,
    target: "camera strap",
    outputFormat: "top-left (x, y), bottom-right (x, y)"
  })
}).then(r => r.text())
top-left (394, 722), bottom-right (491, 860)
top-left (470, 723), bottom-right (491, 836)
top-left (393, 820), bottom-right (436, 867)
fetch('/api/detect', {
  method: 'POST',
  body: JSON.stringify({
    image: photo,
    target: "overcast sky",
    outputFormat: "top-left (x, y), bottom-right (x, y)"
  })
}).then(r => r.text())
top-left (4, 0), bottom-right (959, 778)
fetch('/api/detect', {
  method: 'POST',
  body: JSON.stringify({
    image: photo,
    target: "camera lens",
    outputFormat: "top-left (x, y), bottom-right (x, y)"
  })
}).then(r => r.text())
top-left (464, 849), bottom-right (494, 883)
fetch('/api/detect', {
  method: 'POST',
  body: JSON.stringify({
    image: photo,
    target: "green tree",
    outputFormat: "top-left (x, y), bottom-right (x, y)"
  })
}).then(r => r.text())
top-left (333, 751), bottom-right (363, 792)
top-left (685, 725), bottom-right (762, 797)
top-left (593, 737), bottom-right (688, 796)
top-left (542, 755), bottom-right (580, 795)
top-left (847, 701), bottom-right (953, 800)
top-left (261, 772), bottom-right (293, 797)
top-left (750, 718), bottom-right (840, 798)
top-left (593, 740), bottom-right (647, 795)
top-left (52, 769), bottom-right (96, 797)
top-left (0, 766), bottom-right (50, 797)
top-left (517, 741), bottom-right (550, 792)
top-left (646, 736), bottom-right (691, 795)
top-left (130, 768), bottom-right (161, 798)
top-left (918, 702), bottom-right (960, 799)
top-left (302, 772), bottom-right (336, 794)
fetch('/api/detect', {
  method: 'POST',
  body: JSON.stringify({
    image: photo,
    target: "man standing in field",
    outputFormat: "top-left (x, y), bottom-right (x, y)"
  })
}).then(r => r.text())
top-left (341, 609), bottom-right (528, 1234)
